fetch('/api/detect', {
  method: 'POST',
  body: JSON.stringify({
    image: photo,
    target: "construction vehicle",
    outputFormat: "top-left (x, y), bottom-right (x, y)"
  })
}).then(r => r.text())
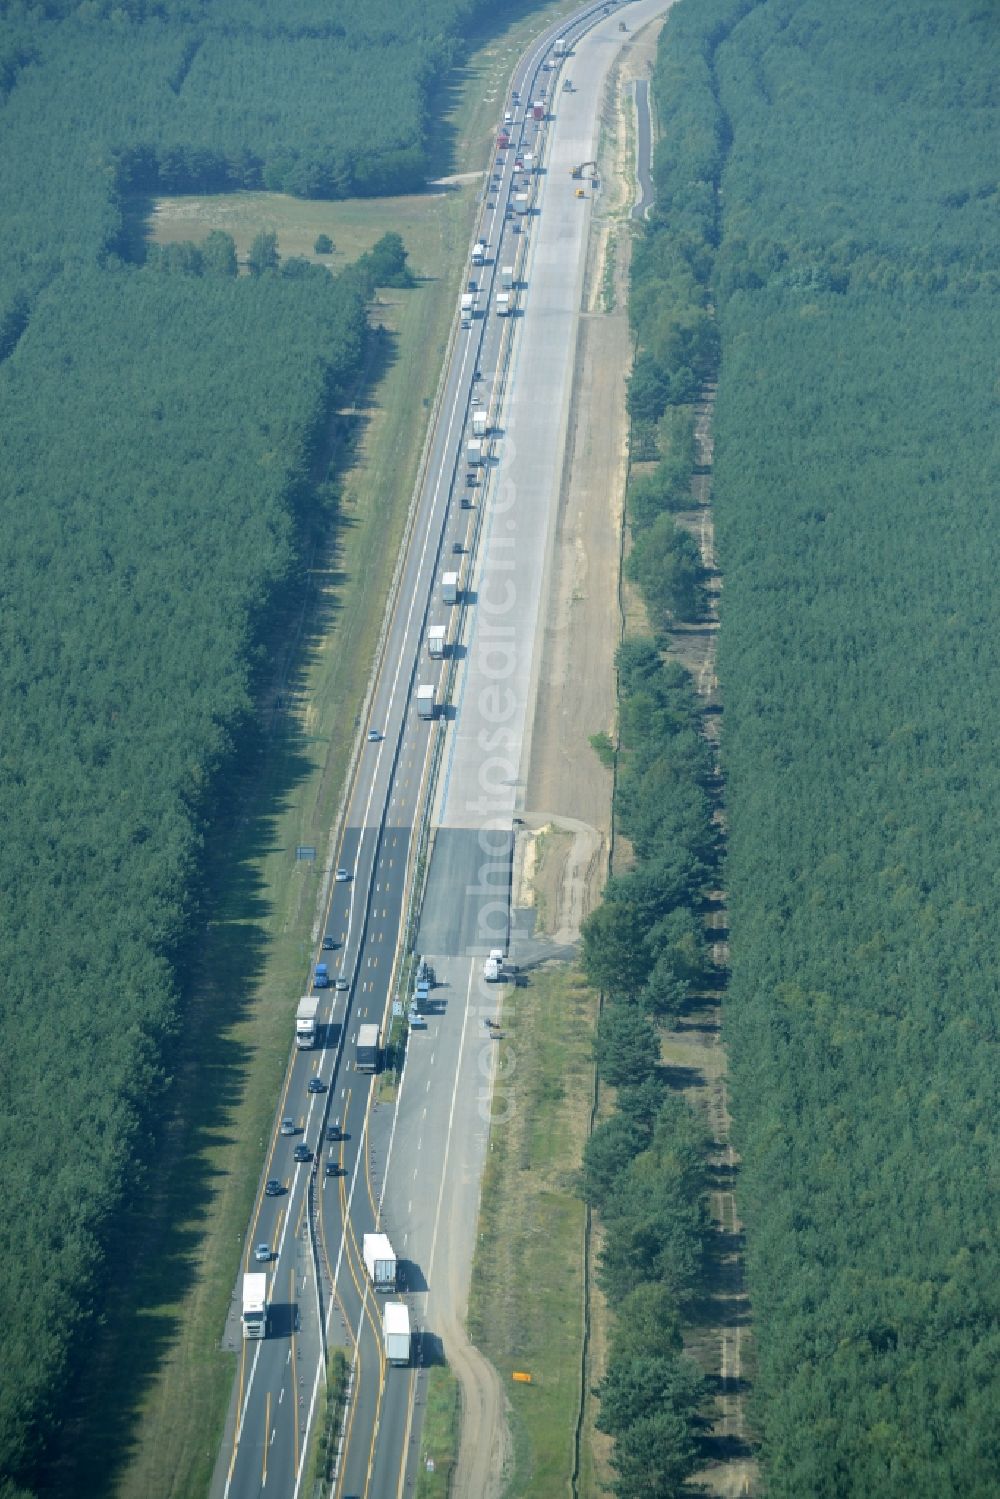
top-left (575, 188), bottom-right (586, 199)
top-left (570, 161), bottom-right (598, 180)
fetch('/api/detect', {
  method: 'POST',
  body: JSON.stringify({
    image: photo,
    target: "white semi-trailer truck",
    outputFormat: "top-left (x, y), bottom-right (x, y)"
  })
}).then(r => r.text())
top-left (242, 1273), bottom-right (268, 1340)
top-left (383, 1302), bottom-right (411, 1366)
top-left (295, 995), bottom-right (320, 1049)
top-left (427, 625), bottom-right (447, 659)
top-left (363, 1232), bottom-right (398, 1292)
top-left (356, 1022), bottom-right (379, 1072)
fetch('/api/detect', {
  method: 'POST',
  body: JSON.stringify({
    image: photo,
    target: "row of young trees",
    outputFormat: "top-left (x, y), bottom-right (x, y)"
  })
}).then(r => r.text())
top-left (648, 0), bottom-right (1000, 1492)
top-left (580, 642), bottom-right (716, 1499)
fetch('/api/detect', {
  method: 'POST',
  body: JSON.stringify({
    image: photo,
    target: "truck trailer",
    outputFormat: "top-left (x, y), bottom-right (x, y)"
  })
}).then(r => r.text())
top-left (363, 1232), bottom-right (398, 1292)
top-left (415, 684), bottom-right (436, 720)
top-left (500, 264), bottom-right (514, 290)
top-left (427, 625), bottom-right (447, 659)
top-left (467, 437), bottom-right (484, 466)
top-left (472, 409), bottom-right (489, 437)
top-left (383, 1302), bottom-right (411, 1366)
top-left (356, 1022), bottom-right (379, 1073)
top-left (496, 291), bottom-right (511, 316)
top-left (442, 571), bottom-right (460, 605)
top-left (242, 1273), bottom-right (268, 1340)
top-left (295, 996), bottom-right (320, 1049)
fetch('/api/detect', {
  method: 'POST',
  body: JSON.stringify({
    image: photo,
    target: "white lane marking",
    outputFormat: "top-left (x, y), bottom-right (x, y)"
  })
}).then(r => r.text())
top-left (426, 966), bottom-right (477, 1283)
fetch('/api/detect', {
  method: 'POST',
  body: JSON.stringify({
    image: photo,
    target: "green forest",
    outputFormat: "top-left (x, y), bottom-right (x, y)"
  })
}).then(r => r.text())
top-left (0, 0), bottom-right (486, 1490)
top-left (641, 0), bottom-right (1000, 1492)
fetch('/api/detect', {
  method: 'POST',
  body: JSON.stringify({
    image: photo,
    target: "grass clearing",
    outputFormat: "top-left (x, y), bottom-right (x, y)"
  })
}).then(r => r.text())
top-left (415, 1366), bottom-right (461, 1499)
top-left (467, 965), bottom-right (598, 1498)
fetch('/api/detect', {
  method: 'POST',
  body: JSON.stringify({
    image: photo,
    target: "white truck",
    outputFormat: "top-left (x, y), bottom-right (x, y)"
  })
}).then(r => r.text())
top-left (522, 151), bottom-right (534, 174)
top-left (356, 1021), bottom-right (380, 1072)
top-left (500, 264), bottom-right (514, 290)
top-left (471, 240), bottom-right (487, 266)
top-left (415, 684), bottom-right (436, 720)
top-left (467, 437), bottom-right (484, 466)
top-left (295, 995), bottom-right (320, 1049)
top-left (442, 571), bottom-right (459, 605)
top-left (242, 1273), bottom-right (268, 1340)
top-left (483, 947), bottom-right (505, 982)
top-left (363, 1232), bottom-right (398, 1292)
top-left (427, 624), bottom-right (447, 659)
top-left (472, 409), bottom-right (489, 437)
top-left (496, 291), bottom-right (511, 317)
top-left (383, 1302), bottom-right (411, 1366)
top-left (554, 35), bottom-right (567, 55)
top-left (514, 192), bottom-right (530, 216)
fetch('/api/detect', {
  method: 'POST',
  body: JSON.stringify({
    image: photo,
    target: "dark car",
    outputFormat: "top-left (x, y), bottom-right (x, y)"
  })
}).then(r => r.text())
top-left (307, 1076), bottom-right (325, 1094)
top-left (293, 1143), bottom-right (312, 1163)
top-left (264, 1179), bottom-right (283, 1197)
top-left (322, 935), bottom-right (336, 951)
top-left (325, 1157), bottom-right (340, 1177)
top-left (327, 1119), bottom-right (342, 1142)
top-left (452, 541), bottom-right (463, 555)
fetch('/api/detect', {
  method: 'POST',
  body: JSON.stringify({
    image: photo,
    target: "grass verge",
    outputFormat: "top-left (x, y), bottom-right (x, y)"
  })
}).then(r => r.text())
top-left (415, 1366), bottom-right (461, 1499)
top-left (466, 965), bottom-right (598, 1498)
top-left (308, 1350), bottom-right (350, 1497)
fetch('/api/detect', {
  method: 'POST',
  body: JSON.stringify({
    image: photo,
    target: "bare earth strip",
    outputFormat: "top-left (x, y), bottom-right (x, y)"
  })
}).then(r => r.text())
top-left (664, 388), bottom-right (759, 1496)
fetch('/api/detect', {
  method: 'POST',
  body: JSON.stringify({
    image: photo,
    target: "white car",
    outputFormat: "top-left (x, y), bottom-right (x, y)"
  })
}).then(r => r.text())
top-left (335, 867), bottom-right (351, 882)
top-left (367, 729), bottom-right (381, 742)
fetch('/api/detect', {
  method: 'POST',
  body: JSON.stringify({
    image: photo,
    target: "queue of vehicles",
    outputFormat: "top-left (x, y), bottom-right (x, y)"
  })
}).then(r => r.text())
top-left (242, 6), bottom-right (586, 1383)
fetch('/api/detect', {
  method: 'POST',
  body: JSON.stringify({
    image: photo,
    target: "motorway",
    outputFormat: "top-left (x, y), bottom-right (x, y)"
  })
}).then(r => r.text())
top-left (210, 4), bottom-right (670, 1498)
